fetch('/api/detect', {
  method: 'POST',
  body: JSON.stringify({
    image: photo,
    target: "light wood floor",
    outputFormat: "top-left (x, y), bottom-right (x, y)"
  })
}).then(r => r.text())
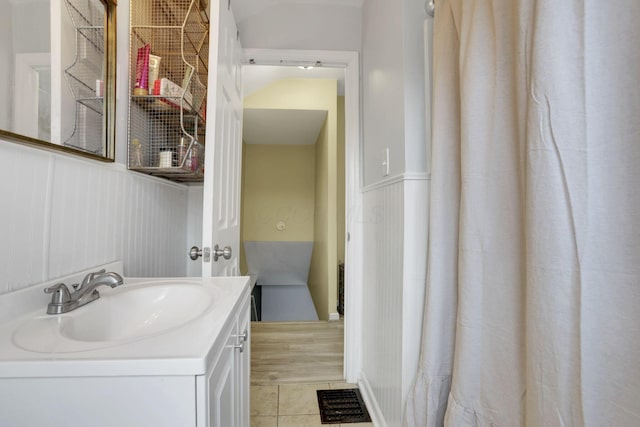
top-left (250, 320), bottom-right (344, 385)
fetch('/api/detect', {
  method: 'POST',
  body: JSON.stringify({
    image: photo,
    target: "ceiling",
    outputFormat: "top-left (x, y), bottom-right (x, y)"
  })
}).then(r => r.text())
top-left (236, 0), bottom-right (354, 146)
top-left (243, 108), bottom-right (328, 145)
top-left (241, 65), bottom-right (341, 146)
top-left (232, 0), bottom-right (364, 23)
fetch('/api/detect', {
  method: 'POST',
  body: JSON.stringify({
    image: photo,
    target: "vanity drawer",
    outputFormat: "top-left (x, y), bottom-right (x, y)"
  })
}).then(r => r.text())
top-left (0, 375), bottom-right (197, 427)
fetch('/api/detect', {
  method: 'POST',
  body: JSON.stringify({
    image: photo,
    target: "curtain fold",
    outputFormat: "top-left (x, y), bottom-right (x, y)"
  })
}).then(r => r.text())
top-left (406, 0), bottom-right (640, 426)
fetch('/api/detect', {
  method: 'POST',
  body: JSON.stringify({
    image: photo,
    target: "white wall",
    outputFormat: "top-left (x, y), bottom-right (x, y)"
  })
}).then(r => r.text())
top-left (361, 0), bottom-right (405, 186)
top-left (362, 181), bottom-right (405, 424)
top-left (11, 3), bottom-right (50, 53)
top-left (0, 0), bottom-right (50, 134)
top-left (235, 2), bottom-right (362, 52)
top-left (360, 177), bottom-right (429, 427)
top-left (401, 1), bottom-right (428, 176)
top-left (0, 141), bottom-right (189, 294)
top-left (0, 0), bottom-right (13, 129)
top-left (186, 185), bottom-right (203, 277)
top-left (361, 0), bottom-right (427, 187)
top-left (359, 0), bottom-right (430, 425)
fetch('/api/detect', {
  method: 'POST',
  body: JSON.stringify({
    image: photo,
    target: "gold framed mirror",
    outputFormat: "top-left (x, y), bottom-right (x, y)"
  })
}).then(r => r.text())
top-left (0, 0), bottom-right (116, 162)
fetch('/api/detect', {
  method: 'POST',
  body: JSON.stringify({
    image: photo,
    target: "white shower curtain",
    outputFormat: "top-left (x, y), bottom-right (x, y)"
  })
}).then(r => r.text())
top-left (406, 0), bottom-right (640, 426)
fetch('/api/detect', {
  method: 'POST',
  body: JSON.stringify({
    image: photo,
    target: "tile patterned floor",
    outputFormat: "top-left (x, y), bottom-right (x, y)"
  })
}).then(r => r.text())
top-left (251, 381), bottom-right (374, 427)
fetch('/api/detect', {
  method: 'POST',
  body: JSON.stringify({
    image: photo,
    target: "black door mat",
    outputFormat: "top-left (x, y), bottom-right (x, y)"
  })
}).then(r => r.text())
top-left (316, 388), bottom-right (372, 424)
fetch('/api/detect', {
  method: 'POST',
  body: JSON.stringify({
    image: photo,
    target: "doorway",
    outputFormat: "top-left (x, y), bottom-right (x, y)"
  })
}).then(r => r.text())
top-left (240, 70), bottom-right (342, 323)
top-left (13, 53), bottom-right (51, 141)
top-left (242, 49), bottom-right (362, 383)
top-left (186, 49), bottom-right (362, 383)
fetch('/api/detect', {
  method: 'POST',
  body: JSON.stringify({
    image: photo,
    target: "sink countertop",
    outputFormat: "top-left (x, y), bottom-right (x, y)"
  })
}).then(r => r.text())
top-left (0, 276), bottom-right (250, 378)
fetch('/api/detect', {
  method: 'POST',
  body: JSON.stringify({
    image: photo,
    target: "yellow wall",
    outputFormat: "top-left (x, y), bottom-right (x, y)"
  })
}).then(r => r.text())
top-left (240, 144), bottom-right (316, 273)
top-left (310, 119), bottom-right (330, 320)
top-left (243, 78), bottom-right (338, 320)
top-left (242, 144), bottom-right (316, 241)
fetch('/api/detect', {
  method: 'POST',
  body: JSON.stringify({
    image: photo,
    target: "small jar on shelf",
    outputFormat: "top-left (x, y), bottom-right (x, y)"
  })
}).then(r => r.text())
top-left (190, 143), bottom-right (202, 173)
top-left (130, 138), bottom-right (144, 168)
top-left (177, 137), bottom-right (189, 169)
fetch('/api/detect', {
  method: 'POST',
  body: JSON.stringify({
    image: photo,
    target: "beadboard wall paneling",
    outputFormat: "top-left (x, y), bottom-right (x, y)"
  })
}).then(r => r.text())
top-left (0, 141), bottom-right (189, 294)
top-left (360, 175), bottom-right (430, 427)
top-left (185, 185), bottom-right (204, 277)
top-left (400, 178), bottom-right (429, 401)
top-left (118, 167), bottom-right (187, 278)
top-left (0, 144), bottom-right (52, 293)
top-left (362, 180), bottom-right (404, 426)
top-left (48, 155), bottom-right (119, 279)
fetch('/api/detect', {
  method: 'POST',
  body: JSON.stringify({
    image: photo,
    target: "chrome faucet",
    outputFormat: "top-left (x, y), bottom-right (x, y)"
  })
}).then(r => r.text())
top-left (44, 269), bottom-right (124, 314)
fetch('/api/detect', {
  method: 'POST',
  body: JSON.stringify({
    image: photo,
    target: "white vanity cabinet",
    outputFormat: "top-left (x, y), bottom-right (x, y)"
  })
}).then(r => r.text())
top-left (0, 276), bottom-right (251, 427)
top-left (237, 293), bottom-right (251, 427)
top-left (197, 290), bottom-right (251, 427)
top-left (1, 375), bottom-right (199, 426)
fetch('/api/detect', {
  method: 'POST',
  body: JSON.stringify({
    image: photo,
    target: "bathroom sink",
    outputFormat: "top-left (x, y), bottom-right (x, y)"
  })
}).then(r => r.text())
top-left (12, 282), bottom-right (215, 353)
top-left (60, 283), bottom-right (212, 341)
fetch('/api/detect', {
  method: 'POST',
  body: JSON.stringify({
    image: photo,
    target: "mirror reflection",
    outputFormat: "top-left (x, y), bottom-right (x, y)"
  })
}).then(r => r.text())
top-left (0, 0), bottom-right (115, 159)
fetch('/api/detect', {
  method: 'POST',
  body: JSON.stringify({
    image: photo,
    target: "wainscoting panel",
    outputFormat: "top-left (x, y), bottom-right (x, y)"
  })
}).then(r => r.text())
top-left (185, 185), bottom-right (204, 277)
top-left (0, 141), bottom-right (189, 294)
top-left (360, 175), bottom-right (429, 427)
top-left (362, 180), bottom-right (404, 426)
top-left (0, 144), bottom-right (52, 293)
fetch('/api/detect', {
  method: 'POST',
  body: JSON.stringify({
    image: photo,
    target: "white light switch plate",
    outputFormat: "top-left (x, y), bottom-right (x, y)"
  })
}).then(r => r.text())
top-left (382, 147), bottom-right (389, 176)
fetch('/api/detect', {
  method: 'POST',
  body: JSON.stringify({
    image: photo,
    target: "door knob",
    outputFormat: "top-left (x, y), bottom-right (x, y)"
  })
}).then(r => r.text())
top-left (189, 246), bottom-right (211, 262)
top-left (189, 246), bottom-right (202, 260)
top-left (213, 244), bottom-right (232, 261)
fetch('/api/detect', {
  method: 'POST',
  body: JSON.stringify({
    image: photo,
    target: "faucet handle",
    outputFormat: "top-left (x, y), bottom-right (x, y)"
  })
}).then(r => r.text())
top-left (80, 269), bottom-right (106, 289)
top-left (44, 283), bottom-right (72, 304)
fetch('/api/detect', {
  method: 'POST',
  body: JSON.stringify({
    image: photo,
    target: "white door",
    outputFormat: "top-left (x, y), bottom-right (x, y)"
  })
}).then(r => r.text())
top-left (201, 0), bottom-right (243, 277)
top-left (13, 53), bottom-right (50, 140)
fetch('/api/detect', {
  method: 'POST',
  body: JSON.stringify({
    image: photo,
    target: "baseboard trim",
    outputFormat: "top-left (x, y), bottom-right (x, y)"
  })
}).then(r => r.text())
top-left (359, 372), bottom-right (387, 427)
top-left (329, 312), bottom-right (340, 321)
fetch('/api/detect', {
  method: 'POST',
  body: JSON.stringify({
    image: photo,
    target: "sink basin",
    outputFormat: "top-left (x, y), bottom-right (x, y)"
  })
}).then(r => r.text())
top-left (60, 284), bottom-right (212, 341)
top-left (12, 282), bottom-right (215, 353)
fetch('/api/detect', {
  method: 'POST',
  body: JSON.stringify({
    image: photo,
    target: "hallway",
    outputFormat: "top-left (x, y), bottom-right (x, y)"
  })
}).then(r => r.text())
top-left (251, 321), bottom-right (344, 385)
top-left (250, 321), bottom-right (372, 426)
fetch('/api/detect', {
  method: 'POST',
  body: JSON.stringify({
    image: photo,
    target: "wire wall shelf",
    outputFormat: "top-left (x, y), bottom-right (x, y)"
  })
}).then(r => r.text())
top-left (62, 0), bottom-right (106, 155)
top-left (128, 0), bottom-right (209, 182)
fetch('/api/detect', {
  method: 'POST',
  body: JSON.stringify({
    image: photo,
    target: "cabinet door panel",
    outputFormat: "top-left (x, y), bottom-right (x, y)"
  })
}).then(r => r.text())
top-left (207, 334), bottom-right (237, 427)
top-left (196, 290), bottom-right (251, 427)
top-left (236, 295), bottom-right (251, 426)
top-left (0, 376), bottom-right (196, 426)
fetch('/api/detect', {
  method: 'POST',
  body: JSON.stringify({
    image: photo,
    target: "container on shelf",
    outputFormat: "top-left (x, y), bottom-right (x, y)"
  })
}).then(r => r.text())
top-left (127, 0), bottom-right (208, 183)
